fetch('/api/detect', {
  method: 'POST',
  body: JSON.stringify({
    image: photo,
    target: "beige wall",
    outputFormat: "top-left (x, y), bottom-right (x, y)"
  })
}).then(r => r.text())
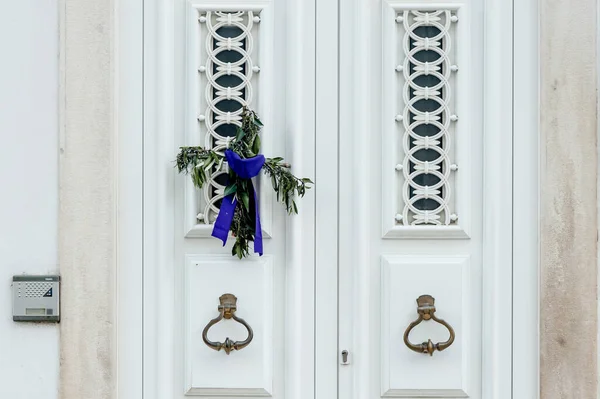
top-left (539, 0), bottom-right (598, 397)
top-left (59, 0), bottom-right (116, 398)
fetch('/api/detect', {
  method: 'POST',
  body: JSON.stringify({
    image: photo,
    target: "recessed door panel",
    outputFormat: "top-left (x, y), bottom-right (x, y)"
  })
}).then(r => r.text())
top-left (381, 255), bottom-right (470, 397)
top-left (186, 255), bottom-right (273, 396)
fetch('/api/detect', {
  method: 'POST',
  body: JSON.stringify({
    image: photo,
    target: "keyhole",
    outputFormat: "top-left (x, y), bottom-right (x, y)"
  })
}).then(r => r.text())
top-left (341, 350), bottom-right (349, 364)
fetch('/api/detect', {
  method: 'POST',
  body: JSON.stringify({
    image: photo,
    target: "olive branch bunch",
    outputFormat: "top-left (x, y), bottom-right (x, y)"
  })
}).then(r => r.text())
top-left (176, 108), bottom-right (313, 258)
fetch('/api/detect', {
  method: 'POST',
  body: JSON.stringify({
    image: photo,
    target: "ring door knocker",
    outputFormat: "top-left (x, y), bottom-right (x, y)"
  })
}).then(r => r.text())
top-left (403, 294), bottom-right (455, 356)
top-left (202, 293), bottom-right (254, 355)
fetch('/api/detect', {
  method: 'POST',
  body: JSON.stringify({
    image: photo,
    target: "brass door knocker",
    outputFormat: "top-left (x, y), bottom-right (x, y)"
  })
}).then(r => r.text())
top-left (202, 293), bottom-right (253, 355)
top-left (403, 295), bottom-right (455, 356)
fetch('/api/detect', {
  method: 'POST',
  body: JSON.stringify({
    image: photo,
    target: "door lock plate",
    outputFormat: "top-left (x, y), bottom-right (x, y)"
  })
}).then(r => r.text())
top-left (341, 350), bottom-right (350, 365)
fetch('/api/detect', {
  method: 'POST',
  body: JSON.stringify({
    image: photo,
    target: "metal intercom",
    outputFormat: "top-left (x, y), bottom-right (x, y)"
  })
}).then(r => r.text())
top-left (12, 275), bottom-right (60, 322)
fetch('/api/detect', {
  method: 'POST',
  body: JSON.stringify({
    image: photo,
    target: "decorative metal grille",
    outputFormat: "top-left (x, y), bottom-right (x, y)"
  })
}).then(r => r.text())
top-left (396, 10), bottom-right (458, 226)
top-left (196, 11), bottom-right (261, 224)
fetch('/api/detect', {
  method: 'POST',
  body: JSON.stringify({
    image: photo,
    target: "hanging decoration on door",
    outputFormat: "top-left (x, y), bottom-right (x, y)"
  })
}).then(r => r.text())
top-left (176, 108), bottom-right (313, 259)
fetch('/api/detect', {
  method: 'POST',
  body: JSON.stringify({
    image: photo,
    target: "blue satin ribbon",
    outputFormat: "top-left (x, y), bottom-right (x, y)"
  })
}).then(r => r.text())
top-left (212, 149), bottom-right (265, 256)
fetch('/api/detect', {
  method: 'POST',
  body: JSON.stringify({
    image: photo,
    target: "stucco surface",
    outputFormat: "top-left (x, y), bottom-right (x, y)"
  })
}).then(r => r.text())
top-left (59, 0), bottom-right (115, 398)
top-left (540, 0), bottom-right (598, 397)
top-left (0, 1), bottom-right (60, 397)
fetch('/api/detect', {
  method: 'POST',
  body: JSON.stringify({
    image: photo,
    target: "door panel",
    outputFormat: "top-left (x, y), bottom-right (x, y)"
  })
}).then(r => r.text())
top-left (143, 0), bottom-right (316, 398)
top-left (178, 5), bottom-right (283, 395)
top-left (338, 0), bottom-right (487, 398)
top-left (176, 1), bottom-right (286, 396)
top-left (381, 255), bottom-right (470, 396)
top-left (185, 255), bottom-right (274, 396)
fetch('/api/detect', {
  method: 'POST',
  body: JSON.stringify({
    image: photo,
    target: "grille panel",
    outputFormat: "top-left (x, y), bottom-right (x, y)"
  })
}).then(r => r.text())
top-left (24, 282), bottom-right (52, 298)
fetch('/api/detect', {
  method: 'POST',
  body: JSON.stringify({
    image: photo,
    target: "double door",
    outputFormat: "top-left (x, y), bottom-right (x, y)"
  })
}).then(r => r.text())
top-left (140, 0), bottom-right (535, 397)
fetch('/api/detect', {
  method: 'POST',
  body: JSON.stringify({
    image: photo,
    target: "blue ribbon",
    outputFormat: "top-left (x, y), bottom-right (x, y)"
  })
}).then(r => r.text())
top-left (212, 149), bottom-right (265, 256)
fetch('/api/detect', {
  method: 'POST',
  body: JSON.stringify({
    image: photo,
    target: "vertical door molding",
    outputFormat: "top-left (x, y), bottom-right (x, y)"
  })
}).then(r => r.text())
top-left (539, 0), bottom-right (598, 397)
top-left (116, 0), bottom-right (144, 397)
top-left (59, 0), bottom-right (118, 398)
top-left (314, 0), bottom-right (339, 397)
top-left (142, 0), bottom-right (319, 398)
top-left (512, 0), bottom-right (539, 395)
top-left (481, 0), bottom-right (513, 397)
top-left (285, 1), bottom-right (317, 399)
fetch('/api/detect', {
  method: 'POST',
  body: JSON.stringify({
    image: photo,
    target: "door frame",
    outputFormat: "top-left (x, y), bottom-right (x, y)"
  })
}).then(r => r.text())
top-left (115, 0), bottom-right (539, 398)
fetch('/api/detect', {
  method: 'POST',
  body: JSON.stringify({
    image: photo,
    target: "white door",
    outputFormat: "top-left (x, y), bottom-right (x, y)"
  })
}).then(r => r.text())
top-left (139, 0), bottom-right (534, 397)
top-left (143, 0), bottom-right (317, 398)
top-left (337, 1), bottom-right (487, 397)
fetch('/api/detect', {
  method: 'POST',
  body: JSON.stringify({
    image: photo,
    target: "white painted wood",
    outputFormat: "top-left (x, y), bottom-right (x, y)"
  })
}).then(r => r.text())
top-left (337, 0), bottom-right (371, 398)
top-left (185, 255), bottom-right (273, 396)
top-left (184, 0), bottom-right (275, 238)
top-left (481, 0), bottom-right (514, 397)
top-left (282, 1), bottom-right (317, 399)
top-left (142, 0), bottom-right (177, 398)
top-left (381, 256), bottom-right (470, 397)
top-left (141, 0), bottom-right (317, 398)
top-left (337, 0), bottom-right (504, 398)
top-left (381, 389), bottom-right (468, 398)
top-left (512, 0), bottom-right (539, 396)
top-left (314, 0), bottom-right (339, 397)
top-left (115, 0), bottom-right (540, 396)
top-left (116, 0), bottom-right (143, 397)
top-left (381, 2), bottom-right (473, 239)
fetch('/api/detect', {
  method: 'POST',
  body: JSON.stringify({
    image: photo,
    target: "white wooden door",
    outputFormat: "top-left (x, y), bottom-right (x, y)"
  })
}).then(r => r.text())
top-left (338, 0), bottom-right (486, 396)
top-left (140, 0), bottom-right (531, 396)
top-left (329, 0), bottom-right (518, 398)
top-left (143, 0), bottom-right (317, 398)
